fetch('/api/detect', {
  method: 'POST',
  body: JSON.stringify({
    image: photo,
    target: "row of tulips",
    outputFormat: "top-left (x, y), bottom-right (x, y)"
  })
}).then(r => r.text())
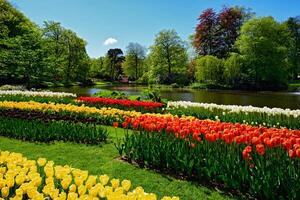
top-left (0, 90), bottom-right (77, 98)
top-left (115, 115), bottom-right (300, 199)
top-left (0, 116), bottom-right (108, 144)
top-left (0, 101), bottom-right (143, 125)
top-left (166, 101), bottom-right (300, 129)
top-left (0, 150), bottom-right (179, 200)
top-left (77, 97), bottom-right (164, 112)
top-left (123, 115), bottom-right (300, 159)
top-left (0, 95), bottom-right (74, 105)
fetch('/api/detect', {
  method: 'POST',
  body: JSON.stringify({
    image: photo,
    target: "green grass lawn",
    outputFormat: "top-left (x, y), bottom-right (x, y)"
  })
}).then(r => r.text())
top-left (0, 126), bottom-right (236, 200)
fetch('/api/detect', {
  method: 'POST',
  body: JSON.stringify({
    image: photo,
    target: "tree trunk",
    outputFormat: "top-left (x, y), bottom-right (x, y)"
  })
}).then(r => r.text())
top-left (135, 54), bottom-right (138, 80)
top-left (166, 46), bottom-right (171, 76)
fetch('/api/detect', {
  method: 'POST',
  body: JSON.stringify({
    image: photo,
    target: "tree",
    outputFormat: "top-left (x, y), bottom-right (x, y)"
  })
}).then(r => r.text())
top-left (122, 42), bottom-right (146, 80)
top-left (106, 48), bottom-right (124, 80)
top-left (285, 16), bottom-right (300, 80)
top-left (42, 21), bottom-right (90, 84)
top-left (194, 9), bottom-right (219, 56)
top-left (236, 17), bottom-right (292, 90)
top-left (42, 21), bottom-right (66, 81)
top-left (0, 0), bottom-right (44, 87)
top-left (193, 7), bottom-right (253, 58)
top-left (195, 55), bottom-right (223, 84)
top-left (224, 53), bottom-right (244, 86)
top-left (89, 57), bottom-right (105, 78)
top-left (218, 7), bottom-right (244, 57)
top-left (148, 30), bottom-right (188, 84)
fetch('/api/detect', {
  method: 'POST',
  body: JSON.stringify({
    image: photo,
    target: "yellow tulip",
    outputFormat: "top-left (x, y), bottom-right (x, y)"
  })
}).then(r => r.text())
top-left (0, 178), bottom-right (5, 189)
top-left (77, 185), bottom-right (86, 196)
top-left (15, 174), bottom-right (26, 185)
top-left (88, 186), bottom-right (98, 197)
top-left (5, 177), bottom-right (14, 188)
top-left (15, 188), bottom-right (23, 196)
top-left (86, 175), bottom-right (97, 189)
top-left (61, 176), bottom-right (72, 190)
top-left (99, 174), bottom-right (109, 186)
top-left (121, 180), bottom-right (131, 192)
top-left (110, 178), bottom-right (120, 189)
top-left (1, 186), bottom-right (9, 198)
top-left (37, 158), bottom-right (47, 167)
top-left (69, 184), bottom-right (77, 193)
top-left (74, 176), bottom-right (84, 186)
top-left (27, 187), bottom-right (38, 199)
top-left (67, 192), bottom-right (78, 200)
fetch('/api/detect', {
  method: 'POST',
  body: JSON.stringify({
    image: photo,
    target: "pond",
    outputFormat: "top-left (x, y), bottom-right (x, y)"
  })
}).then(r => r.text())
top-left (50, 85), bottom-right (300, 109)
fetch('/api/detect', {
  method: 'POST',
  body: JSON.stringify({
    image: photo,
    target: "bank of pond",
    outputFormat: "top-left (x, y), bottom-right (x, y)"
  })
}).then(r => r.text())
top-left (0, 90), bottom-right (300, 200)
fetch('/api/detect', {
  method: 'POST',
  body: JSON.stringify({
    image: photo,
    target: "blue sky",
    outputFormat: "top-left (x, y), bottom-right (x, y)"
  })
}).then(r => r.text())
top-left (10, 0), bottom-right (300, 58)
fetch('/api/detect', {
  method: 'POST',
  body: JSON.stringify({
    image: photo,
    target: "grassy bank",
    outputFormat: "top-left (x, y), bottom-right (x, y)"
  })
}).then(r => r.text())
top-left (0, 126), bottom-right (234, 200)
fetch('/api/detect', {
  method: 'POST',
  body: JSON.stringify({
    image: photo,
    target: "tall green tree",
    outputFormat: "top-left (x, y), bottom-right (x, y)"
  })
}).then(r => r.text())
top-left (195, 55), bottom-right (223, 84)
top-left (0, 0), bottom-right (44, 87)
top-left (236, 17), bottom-right (292, 90)
top-left (148, 30), bottom-right (188, 84)
top-left (223, 53), bottom-right (244, 86)
top-left (42, 21), bottom-right (66, 81)
top-left (122, 42), bottom-right (146, 80)
top-left (106, 48), bottom-right (124, 80)
top-left (285, 16), bottom-right (300, 80)
top-left (42, 21), bottom-right (90, 84)
top-left (89, 57), bottom-right (106, 78)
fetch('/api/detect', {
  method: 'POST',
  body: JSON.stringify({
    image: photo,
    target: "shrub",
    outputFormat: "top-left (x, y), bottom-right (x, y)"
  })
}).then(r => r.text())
top-left (195, 55), bottom-right (224, 84)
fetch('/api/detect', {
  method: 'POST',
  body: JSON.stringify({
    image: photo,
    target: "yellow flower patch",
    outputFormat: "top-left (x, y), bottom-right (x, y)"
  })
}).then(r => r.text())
top-left (0, 150), bottom-right (179, 200)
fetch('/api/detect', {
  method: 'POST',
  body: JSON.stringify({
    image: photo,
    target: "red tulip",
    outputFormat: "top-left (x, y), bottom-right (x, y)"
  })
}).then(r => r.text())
top-left (113, 122), bottom-right (119, 128)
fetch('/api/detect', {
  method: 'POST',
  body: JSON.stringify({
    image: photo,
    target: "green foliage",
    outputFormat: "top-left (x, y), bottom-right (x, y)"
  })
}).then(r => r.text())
top-left (0, 116), bottom-right (108, 144)
top-left (0, 1), bottom-right (91, 88)
top-left (285, 16), bottom-right (300, 80)
top-left (42, 21), bottom-right (91, 84)
top-left (89, 57), bottom-right (106, 78)
top-left (105, 48), bottom-right (124, 80)
top-left (93, 90), bottom-right (127, 99)
top-left (148, 30), bottom-right (188, 84)
top-left (93, 89), bottom-right (166, 103)
top-left (195, 55), bottom-right (224, 84)
top-left (122, 43), bottom-right (147, 80)
top-left (117, 130), bottom-right (300, 200)
top-left (223, 53), bottom-right (244, 85)
top-left (0, 0), bottom-right (44, 88)
top-left (236, 17), bottom-right (291, 90)
top-left (141, 89), bottom-right (165, 103)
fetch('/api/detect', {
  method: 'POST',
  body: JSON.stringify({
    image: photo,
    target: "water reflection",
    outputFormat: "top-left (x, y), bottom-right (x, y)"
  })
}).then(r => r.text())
top-left (50, 85), bottom-right (300, 109)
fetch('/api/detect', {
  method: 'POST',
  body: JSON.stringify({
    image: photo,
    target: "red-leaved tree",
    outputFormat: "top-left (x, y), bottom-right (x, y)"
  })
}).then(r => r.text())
top-left (194, 7), bottom-right (245, 58)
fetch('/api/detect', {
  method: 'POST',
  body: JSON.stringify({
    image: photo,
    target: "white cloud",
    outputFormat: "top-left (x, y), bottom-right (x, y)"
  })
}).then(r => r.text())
top-left (103, 37), bottom-right (118, 46)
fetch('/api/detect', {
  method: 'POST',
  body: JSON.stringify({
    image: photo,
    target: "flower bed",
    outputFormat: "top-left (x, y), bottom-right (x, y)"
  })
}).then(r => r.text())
top-left (116, 115), bottom-right (300, 199)
top-left (0, 150), bottom-right (179, 200)
top-left (0, 95), bottom-right (74, 104)
top-left (77, 97), bottom-right (164, 112)
top-left (0, 90), bottom-right (76, 98)
top-left (0, 116), bottom-right (108, 144)
top-left (167, 101), bottom-right (300, 129)
top-left (0, 101), bottom-right (142, 125)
